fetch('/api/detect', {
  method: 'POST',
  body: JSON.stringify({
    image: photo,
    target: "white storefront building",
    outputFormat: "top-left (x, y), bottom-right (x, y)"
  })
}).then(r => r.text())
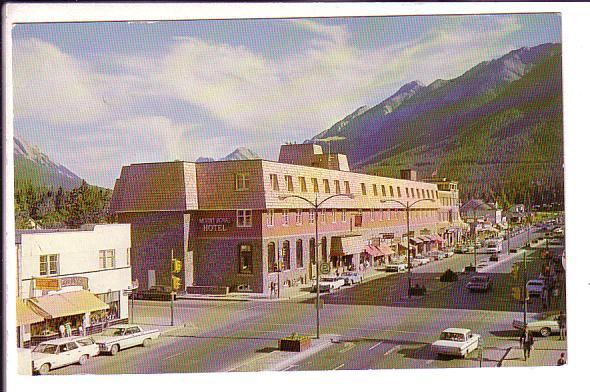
top-left (16, 224), bottom-right (132, 346)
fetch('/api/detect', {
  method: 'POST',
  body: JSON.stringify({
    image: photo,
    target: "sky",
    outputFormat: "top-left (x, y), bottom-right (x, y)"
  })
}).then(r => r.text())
top-left (11, 13), bottom-right (561, 188)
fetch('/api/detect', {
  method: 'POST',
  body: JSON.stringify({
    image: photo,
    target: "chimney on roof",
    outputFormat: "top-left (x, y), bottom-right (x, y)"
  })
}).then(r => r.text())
top-left (400, 169), bottom-right (417, 181)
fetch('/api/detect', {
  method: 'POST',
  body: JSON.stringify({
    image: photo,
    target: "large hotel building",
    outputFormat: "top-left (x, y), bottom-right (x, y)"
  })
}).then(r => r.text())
top-left (110, 143), bottom-right (464, 295)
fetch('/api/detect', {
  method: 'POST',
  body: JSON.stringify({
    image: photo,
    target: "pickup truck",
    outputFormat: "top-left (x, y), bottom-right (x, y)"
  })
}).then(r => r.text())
top-left (93, 324), bottom-right (161, 355)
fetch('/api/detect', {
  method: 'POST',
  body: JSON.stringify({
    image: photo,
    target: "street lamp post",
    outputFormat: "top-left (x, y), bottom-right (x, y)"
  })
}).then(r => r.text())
top-left (278, 193), bottom-right (354, 339)
top-left (381, 198), bottom-right (435, 297)
top-left (461, 201), bottom-right (489, 270)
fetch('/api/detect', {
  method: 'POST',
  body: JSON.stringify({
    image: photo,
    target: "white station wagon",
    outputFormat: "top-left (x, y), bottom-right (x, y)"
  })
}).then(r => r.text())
top-left (431, 328), bottom-right (481, 358)
top-left (32, 336), bottom-right (100, 375)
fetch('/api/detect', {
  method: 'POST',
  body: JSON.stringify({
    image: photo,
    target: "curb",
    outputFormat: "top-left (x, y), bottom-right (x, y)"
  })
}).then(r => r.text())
top-left (497, 346), bottom-right (513, 367)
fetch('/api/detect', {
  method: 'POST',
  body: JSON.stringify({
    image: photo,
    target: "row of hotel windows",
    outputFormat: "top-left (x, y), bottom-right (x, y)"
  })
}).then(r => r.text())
top-left (236, 208), bottom-right (438, 227)
top-left (38, 249), bottom-right (131, 276)
top-left (238, 238), bottom-right (328, 274)
top-left (235, 173), bottom-right (439, 200)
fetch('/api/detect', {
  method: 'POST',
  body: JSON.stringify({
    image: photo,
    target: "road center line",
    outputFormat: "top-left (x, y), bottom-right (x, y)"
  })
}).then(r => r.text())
top-left (333, 364), bottom-right (345, 370)
top-left (368, 341), bottom-right (383, 351)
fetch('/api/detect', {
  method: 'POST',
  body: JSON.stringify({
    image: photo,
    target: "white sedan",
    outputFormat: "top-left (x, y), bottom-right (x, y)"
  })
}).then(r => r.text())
top-left (414, 256), bottom-right (431, 266)
top-left (341, 271), bottom-right (363, 285)
top-left (32, 336), bottom-right (100, 375)
top-left (311, 276), bottom-right (345, 292)
top-left (431, 328), bottom-right (481, 358)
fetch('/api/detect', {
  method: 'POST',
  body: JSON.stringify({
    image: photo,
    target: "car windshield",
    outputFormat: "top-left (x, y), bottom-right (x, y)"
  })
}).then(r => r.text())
top-left (440, 332), bottom-right (466, 342)
top-left (529, 282), bottom-right (543, 286)
top-left (342, 272), bottom-right (355, 276)
top-left (33, 344), bottom-right (57, 354)
top-left (322, 278), bottom-right (339, 282)
top-left (76, 338), bottom-right (95, 346)
top-left (101, 328), bottom-right (126, 336)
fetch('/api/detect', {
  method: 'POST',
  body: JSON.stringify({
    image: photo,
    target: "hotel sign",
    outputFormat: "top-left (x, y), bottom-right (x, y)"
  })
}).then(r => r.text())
top-left (199, 217), bottom-right (231, 232)
top-left (35, 278), bottom-right (60, 291)
top-left (61, 276), bottom-right (89, 289)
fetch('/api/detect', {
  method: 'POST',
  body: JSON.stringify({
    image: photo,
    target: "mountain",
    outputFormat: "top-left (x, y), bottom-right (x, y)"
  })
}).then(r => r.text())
top-left (14, 136), bottom-right (84, 191)
top-left (310, 43), bottom-right (563, 204)
top-left (220, 147), bottom-right (261, 161)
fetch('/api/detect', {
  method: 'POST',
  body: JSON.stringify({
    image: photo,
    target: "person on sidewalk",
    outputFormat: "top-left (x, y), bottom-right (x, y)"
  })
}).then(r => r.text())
top-left (557, 311), bottom-right (566, 340)
top-left (557, 352), bottom-right (566, 366)
top-left (522, 330), bottom-right (534, 361)
top-left (519, 327), bottom-right (526, 349)
top-left (59, 324), bottom-right (65, 338)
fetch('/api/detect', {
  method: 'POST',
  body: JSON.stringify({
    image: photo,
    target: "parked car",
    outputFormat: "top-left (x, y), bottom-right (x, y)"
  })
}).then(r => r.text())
top-left (311, 276), bottom-right (345, 292)
top-left (341, 271), bottom-right (363, 285)
top-left (414, 255), bottom-right (430, 265)
top-left (513, 313), bottom-right (562, 337)
top-left (32, 336), bottom-right (99, 375)
top-left (526, 279), bottom-right (545, 297)
top-left (431, 328), bottom-right (480, 358)
top-left (93, 324), bottom-right (161, 355)
top-left (427, 251), bottom-right (442, 261)
top-left (135, 285), bottom-right (176, 301)
top-left (476, 262), bottom-right (490, 270)
top-left (384, 263), bottom-right (407, 273)
top-left (489, 253), bottom-right (499, 262)
top-left (466, 274), bottom-right (492, 292)
top-left (443, 250), bottom-right (454, 258)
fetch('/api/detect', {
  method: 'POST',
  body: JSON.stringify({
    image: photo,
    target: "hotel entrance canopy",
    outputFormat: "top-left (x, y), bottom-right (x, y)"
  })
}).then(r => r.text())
top-left (28, 290), bottom-right (109, 319)
top-left (16, 298), bottom-right (44, 326)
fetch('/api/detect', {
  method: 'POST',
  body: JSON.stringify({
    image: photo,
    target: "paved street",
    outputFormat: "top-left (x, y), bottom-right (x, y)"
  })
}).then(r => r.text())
top-left (49, 229), bottom-right (565, 375)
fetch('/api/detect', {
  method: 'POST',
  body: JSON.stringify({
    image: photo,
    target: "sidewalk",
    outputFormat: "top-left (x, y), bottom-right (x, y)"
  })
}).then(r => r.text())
top-left (499, 337), bottom-right (567, 367)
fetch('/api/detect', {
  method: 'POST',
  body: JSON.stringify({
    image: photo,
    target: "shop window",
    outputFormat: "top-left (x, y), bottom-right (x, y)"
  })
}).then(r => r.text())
top-left (344, 181), bottom-right (351, 194)
top-left (312, 178), bottom-right (319, 193)
top-left (334, 180), bottom-right (341, 194)
top-left (285, 176), bottom-right (294, 192)
top-left (296, 239), bottom-right (303, 268)
top-left (282, 241), bottom-right (291, 270)
top-left (267, 209), bottom-right (274, 226)
top-left (270, 174), bottom-right (279, 191)
top-left (239, 244), bottom-right (253, 274)
top-left (235, 173), bottom-right (250, 191)
top-left (309, 208), bottom-right (315, 224)
top-left (361, 183), bottom-right (367, 195)
top-left (268, 242), bottom-right (277, 272)
top-left (296, 209), bottom-right (302, 225)
top-left (309, 238), bottom-right (316, 264)
top-left (321, 237), bottom-right (328, 262)
top-left (95, 291), bottom-right (120, 321)
top-left (237, 210), bottom-right (252, 227)
top-left (299, 177), bottom-right (308, 192)
top-left (323, 179), bottom-right (330, 193)
top-left (40, 254), bottom-right (59, 276)
top-left (99, 249), bottom-right (115, 269)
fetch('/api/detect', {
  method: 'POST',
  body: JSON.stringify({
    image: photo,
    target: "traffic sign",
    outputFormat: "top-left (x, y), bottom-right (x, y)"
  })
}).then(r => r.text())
top-left (320, 262), bottom-right (330, 274)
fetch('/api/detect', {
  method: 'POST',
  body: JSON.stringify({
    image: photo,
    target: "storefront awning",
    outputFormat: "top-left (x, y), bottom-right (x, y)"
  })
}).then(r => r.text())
top-left (418, 236), bottom-right (432, 243)
top-left (331, 235), bottom-right (365, 256)
top-left (28, 290), bottom-right (109, 319)
top-left (364, 245), bottom-right (384, 257)
top-left (16, 298), bottom-right (44, 326)
top-left (409, 237), bottom-right (423, 244)
top-left (377, 244), bottom-right (394, 255)
top-left (432, 234), bottom-right (445, 242)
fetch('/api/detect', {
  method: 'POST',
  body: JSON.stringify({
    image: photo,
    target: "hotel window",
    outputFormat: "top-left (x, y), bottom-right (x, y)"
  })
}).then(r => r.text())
top-left (126, 248), bottom-right (131, 266)
top-left (416, 188), bottom-right (420, 198)
top-left (267, 209), bottom-right (274, 226)
top-left (282, 241), bottom-right (291, 270)
top-left (40, 254), bottom-right (59, 276)
top-left (268, 242), bottom-right (277, 272)
top-left (334, 180), bottom-right (341, 194)
top-left (379, 209), bottom-right (384, 221)
top-left (320, 209), bottom-right (326, 223)
top-left (323, 179), bottom-right (330, 193)
top-left (436, 191), bottom-right (439, 199)
top-left (283, 209), bottom-right (289, 225)
top-left (426, 189), bottom-right (430, 199)
top-left (296, 239), bottom-right (303, 268)
top-left (312, 178), bottom-right (319, 193)
top-left (361, 183), bottom-right (367, 195)
top-left (372, 184), bottom-right (378, 196)
top-left (237, 210), bottom-right (252, 227)
top-left (99, 249), bottom-right (115, 269)
top-left (397, 187), bottom-right (402, 198)
top-left (238, 244), bottom-right (253, 274)
top-left (270, 174), bottom-right (279, 191)
top-left (405, 187), bottom-right (409, 197)
top-left (370, 209), bottom-right (375, 221)
top-left (386, 209), bottom-right (391, 220)
top-left (344, 181), bottom-right (351, 194)
top-left (296, 209), bottom-right (302, 225)
top-left (341, 209), bottom-right (346, 223)
top-left (411, 188), bottom-right (415, 198)
top-left (422, 189), bottom-right (426, 199)
top-left (389, 186), bottom-right (394, 197)
top-left (235, 173), bottom-right (250, 191)
top-left (298, 177), bottom-right (308, 192)
top-left (381, 185), bottom-right (386, 197)
top-left (285, 175), bottom-right (294, 192)
top-left (332, 209), bottom-right (337, 223)
top-left (309, 208), bottom-right (315, 224)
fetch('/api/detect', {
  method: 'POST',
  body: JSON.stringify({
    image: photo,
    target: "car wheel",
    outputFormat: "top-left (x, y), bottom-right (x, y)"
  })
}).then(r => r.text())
top-left (540, 327), bottom-right (551, 337)
top-left (38, 363), bottom-right (50, 375)
top-left (110, 344), bottom-right (120, 356)
top-left (79, 354), bottom-right (89, 365)
top-left (143, 338), bottom-right (152, 347)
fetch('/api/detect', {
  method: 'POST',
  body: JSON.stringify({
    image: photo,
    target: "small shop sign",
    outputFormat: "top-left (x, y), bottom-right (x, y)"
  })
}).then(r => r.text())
top-left (60, 276), bottom-right (89, 289)
top-left (35, 277), bottom-right (60, 291)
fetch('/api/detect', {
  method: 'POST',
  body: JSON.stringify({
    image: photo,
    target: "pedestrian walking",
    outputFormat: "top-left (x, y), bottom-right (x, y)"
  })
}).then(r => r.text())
top-left (557, 352), bottom-right (566, 366)
top-left (519, 327), bottom-right (526, 349)
top-left (270, 282), bottom-right (276, 298)
top-left (522, 331), bottom-right (534, 361)
top-left (64, 322), bottom-right (72, 337)
top-left (78, 325), bottom-right (84, 336)
top-left (557, 311), bottom-right (566, 340)
top-left (59, 324), bottom-right (65, 338)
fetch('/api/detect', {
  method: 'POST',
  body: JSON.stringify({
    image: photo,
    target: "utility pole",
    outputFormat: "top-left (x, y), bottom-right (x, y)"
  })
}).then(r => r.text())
top-left (170, 249), bottom-right (174, 326)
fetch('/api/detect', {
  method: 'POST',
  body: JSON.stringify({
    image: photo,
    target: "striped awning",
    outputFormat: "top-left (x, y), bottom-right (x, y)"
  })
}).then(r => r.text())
top-left (364, 245), bottom-right (384, 257)
top-left (16, 298), bottom-right (44, 326)
top-left (28, 290), bottom-right (109, 319)
top-left (331, 235), bottom-right (365, 256)
top-left (418, 236), bottom-right (432, 243)
top-left (377, 244), bottom-right (394, 255)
